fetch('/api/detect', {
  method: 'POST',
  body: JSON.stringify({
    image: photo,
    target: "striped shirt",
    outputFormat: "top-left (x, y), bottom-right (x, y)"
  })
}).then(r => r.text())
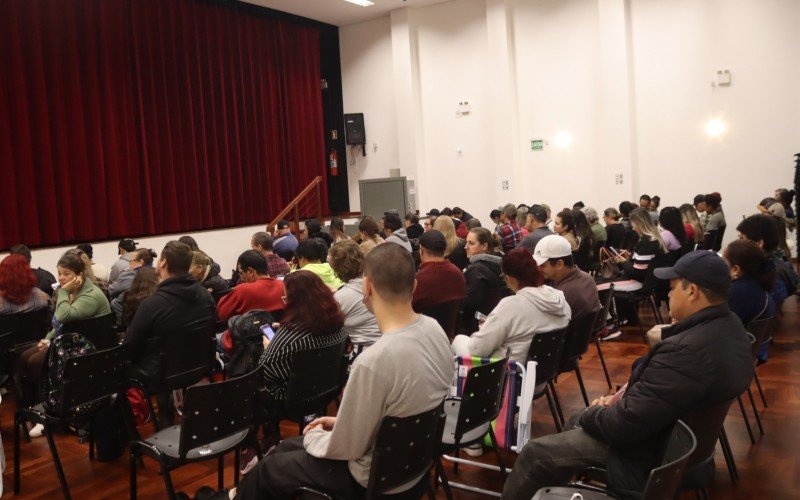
top-left (621, 236), bottom-right (663, 283)
top-left (260, 322), bottom-right (348, 400)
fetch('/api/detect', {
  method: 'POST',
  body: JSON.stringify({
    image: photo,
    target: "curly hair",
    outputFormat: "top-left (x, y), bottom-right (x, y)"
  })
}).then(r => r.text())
top-left (0, 255), bottom-right (37, 304)
top-left (328, 240), bottom-right (365, 283)
top-left (283, 270), bottom-right (344, 336)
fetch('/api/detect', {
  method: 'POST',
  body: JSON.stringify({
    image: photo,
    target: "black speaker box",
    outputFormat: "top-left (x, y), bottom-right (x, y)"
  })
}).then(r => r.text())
top-left (344, 113), bottom-right (365, 145)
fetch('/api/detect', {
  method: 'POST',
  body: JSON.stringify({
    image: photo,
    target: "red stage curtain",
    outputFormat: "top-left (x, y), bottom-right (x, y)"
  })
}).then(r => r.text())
top-left (0, 0), bottom-right (328, 249)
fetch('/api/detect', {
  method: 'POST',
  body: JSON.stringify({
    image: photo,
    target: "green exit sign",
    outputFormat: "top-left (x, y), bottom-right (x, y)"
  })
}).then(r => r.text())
top-left (531, 139), bottom-right (544, 151)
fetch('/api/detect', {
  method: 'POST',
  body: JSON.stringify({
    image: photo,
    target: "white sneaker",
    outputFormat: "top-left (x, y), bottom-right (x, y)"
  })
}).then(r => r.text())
top-left (29, 423), bottom-right (45, 437)
top-left (463, 443), bottom-right (483, 457)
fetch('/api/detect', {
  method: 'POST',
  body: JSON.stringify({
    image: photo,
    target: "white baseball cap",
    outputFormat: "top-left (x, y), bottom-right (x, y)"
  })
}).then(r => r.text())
top-left (532, 235), bottom-right (572, 265)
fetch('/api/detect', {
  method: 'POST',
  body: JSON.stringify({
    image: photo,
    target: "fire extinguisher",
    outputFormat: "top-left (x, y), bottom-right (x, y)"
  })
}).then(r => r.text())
top-left (329, 148), bottom-right (339, 177)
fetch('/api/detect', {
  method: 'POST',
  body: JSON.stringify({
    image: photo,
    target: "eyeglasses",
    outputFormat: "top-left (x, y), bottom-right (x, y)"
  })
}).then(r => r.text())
top-left (281, 295), bottom-right (288, 304)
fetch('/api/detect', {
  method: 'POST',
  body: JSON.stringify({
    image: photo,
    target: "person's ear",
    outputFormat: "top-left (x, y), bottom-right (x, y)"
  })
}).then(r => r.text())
top-left (412, 278), bottom-right (418, 295)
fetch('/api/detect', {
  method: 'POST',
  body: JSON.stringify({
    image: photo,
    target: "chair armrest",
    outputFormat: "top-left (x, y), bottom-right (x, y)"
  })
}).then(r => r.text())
top-left (566, 481), bottom-right (616, 496)
top-left (578, 466), bottom-right (610, 484)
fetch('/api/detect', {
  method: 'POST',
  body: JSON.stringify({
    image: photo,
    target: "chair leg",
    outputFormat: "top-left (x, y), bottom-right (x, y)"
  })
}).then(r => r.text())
top-left (754, 371), bottom-right (768, 407)
top-left (234, 447), bottom-right (241, 485)
top-left (737, 396), bottom-right (756, 444)
top-left (13, 414), bottom-right (22, 495)
top-left (218, 454), bottom-right (225, 490)
top-left (719, 428), bottom-right (738, 483)
top-left (44, 423), bottom-right (71, 500)
top-left (548, 381), bottom-right (565, 425)
top-left (130, 450), bottom-right (138, 500)
top-left (747, 388), bottom-right (764, 435)
top-left (453, 446), bottom-right (460, 475)
top-left (145, 389), bottom-right (160, 432)
top-left (595, 340), bottom-right (612, 389)
top-left (88, 434), bottom-right (95, 461)
top-left (574, 365), bottom-right (590, 407)
top-left (161, 465), bottom-right (179, 500)
top-left (435, 458), bottom-right (454, 500)
top-left (487, 426), bottom-right (507, 476)
top-left (544, 386), bottom-right (563, 433)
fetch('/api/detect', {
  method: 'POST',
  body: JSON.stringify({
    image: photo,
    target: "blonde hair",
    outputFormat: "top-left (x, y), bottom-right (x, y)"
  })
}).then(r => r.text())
top-left (630, 208), bottom-right (667, 252)
top-left (679, 204), bottom-right (703, 244)
top-left (433, 216), bottom-right (459, 257)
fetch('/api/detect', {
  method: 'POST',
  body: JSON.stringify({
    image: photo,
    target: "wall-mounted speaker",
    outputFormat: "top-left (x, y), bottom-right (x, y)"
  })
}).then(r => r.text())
top-left (344, 113), bottom-right (365, 145)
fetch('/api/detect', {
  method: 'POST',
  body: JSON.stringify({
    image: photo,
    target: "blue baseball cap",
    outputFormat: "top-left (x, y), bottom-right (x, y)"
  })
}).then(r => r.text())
top-left (654, 250), bottom-right (731, 297)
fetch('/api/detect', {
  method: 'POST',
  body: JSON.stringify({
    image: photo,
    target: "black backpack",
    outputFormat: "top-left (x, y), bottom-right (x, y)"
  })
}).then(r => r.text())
top-left (227, 310), bottom-right (275, 378)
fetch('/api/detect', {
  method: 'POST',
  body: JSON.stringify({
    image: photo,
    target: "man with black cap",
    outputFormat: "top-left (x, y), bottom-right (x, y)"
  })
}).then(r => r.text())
top-left (412, 230), bottom-right (466, 310)
top-left (272, 219), bottom-right (299, 262)
top-left (518, 204), bottom-right (553, 253)
top-left (504, 250), bottom-right (753, 500)
top-left (110, 238), bottom-right (137, 284)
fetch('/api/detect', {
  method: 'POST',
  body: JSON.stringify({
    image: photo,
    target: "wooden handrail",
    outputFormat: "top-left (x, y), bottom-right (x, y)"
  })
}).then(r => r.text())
top-left (267, 176), bottom-right (323, 231)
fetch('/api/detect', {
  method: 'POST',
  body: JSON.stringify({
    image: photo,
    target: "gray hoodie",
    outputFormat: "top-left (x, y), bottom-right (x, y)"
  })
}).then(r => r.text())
top-left (452, 285), bottom-right (571, 363)
top-left (334, 277), bottom-right (381, 346)
top-left (385, 227), bottom-right (412, 253)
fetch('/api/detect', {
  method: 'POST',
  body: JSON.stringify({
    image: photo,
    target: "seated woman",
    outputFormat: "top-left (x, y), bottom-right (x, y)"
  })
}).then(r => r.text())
top-left (553, 209), bottom-right (579, 251)
top-left (679, 203), bottom-right (704, 246)
top-left (293, 239), bottom-right (344, 290)
top-left (452, 248), bottom-right (571, 364)
top-left (603, 207), bottom-right (627, 250)
top-left (113, 267), bottom-right (159, 330)
top-left (108, 247), bottom-right (156, 299)
top-left (571, 208), bottom-right (597, 272)
top-left (260, 270), bottom-right (348, 402)
top-left (329, 240), bottom-right (380, 352)
top-left (357, 216), bottom-right (384, 255)
top-left (658, 206), bottom-right (686, 253)
top-left (724, 240), bottom-right (777, 363)
top-left (462, 228), bottom-right (506, 333)
top-left (0, 255), bottom-right (51, 316)
top-left (16, 251), bottom-right (111, 435)
top-left (435, 215), bottom-right (469, 270)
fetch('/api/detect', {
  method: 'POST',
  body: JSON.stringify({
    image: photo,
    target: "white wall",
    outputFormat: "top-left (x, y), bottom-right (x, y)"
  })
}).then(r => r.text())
top-left (340, 0), bottom-right (800, 241)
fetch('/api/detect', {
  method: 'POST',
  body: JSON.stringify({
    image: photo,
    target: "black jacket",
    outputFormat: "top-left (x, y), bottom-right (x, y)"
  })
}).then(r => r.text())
top-left (447, 238), bottom-right (470, 271)
top-left (462, 254), bottom-right (507, 332)
top-left (124, 274), bottom-right (217, 385)
top-left (406, 223), bottom-right (424, 240)
top-left (34, 267), bottom-right (56, 296)
top-left (202, 262), bottom-right (231, 294)
top-left (579, 304), bottom-right (753, 496)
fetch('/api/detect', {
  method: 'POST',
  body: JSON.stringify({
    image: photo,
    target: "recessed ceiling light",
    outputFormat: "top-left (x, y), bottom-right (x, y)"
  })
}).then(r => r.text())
top-left (344, 0), bottom-right (374, 6)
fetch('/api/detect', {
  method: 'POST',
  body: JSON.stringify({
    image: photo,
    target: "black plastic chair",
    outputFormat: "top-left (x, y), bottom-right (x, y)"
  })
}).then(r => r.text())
top-left (131, 317), bottom-right (216, 430)
top-left (746, 317), bottom-right (774, 408)
top-left (699, 226), bottom-right (726, 252)
top-left (553, 310), bottom-right (601, 411)
top-left (293, 404), bottom-right (446, 500)
top-left (129, 368), bottom-right (263, 500)
top-left (0, 308), bottom-right (50, 351)
top-left (533, 419), bottom-right (697, 500)
top-left (593, 284), bottom-right (615, 389)
top-left (63, 313), bottom-right (117, 350)
top-left (14, 343), bottom-right (131, 500)
top-left (211, 288), bottom-right (232, 304)
top-left (267, 339), bottom-right (348, 440)
top-left (736, 332), bottom-right (763, 444)
top-left (436, 356), bottom-right (510, 500)
top-left (527, 328), bottom-right (569, 433)
top-left (679, 399), bottom-right (738, 496)
top-left (417, 299), bottom-right (462, 340)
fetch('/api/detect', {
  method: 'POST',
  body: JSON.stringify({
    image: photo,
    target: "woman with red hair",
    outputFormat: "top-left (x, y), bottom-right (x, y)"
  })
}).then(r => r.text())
top-left (452, 248), bottom-right (571, 363)
top-left (0, 255), bottom-right (51, 315)
top-left (259, 270), bottom-right (347, 402)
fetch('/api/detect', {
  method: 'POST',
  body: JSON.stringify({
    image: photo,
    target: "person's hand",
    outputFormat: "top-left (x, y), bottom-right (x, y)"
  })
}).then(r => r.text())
top-left (62, 275), bottom-right (83, 293)
top-left (478, 317), bottom-right (487, 328)
top-left (590, 395), bottom-right (614, 407)
top-left (262, 337), bottom-right (270, 348)
top-left (289, 259), bottom-right (298, 271)
top-left (303, 416), bottom-right (337, 435)
top-left (37, 339), bottom-right (50, 351)
top-left (615, 255), bottom-right (627, 263)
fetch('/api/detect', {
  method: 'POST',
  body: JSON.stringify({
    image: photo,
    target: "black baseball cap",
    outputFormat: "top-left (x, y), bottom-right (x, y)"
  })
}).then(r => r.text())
top-left (419, 230), bottom-right (447, 252)
top-left (528, 204), bottom-right (548, 222)
top-left (654, 250), bottom-right (731, 297)
top-left (426, 208), bottom-right (440, 217)
top-left (118, 239), bottom-right (137, 252)
top-left (276, 219), bottom-right (290, 229)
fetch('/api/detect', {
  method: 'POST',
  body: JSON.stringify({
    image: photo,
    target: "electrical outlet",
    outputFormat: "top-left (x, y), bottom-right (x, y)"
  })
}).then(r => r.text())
top-left (615, 174), bottom-right (624, 185)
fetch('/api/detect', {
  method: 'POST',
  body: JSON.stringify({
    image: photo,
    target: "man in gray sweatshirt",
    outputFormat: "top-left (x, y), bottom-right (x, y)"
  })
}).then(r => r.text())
top-left (232, 243), bottom-right (454, 499)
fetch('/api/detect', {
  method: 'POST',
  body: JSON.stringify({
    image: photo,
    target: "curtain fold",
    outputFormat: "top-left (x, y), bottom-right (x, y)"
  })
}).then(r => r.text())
top-left (0, 0), bottom-right (328, 249)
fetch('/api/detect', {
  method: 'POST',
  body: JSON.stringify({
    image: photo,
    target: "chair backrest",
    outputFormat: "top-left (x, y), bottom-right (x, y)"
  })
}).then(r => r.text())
top-left (699, 228), bottom-right (725, 252)
top-left (560, 310), bottom-right (601, 373)
top-left (417, 299), bottom-right (461, 339)
top-left (0, 308), bottom-right (49, 350)
top-left (641, 420), bottom-right (696, 500)
top-left (746, 317), bottom-right (774, 360)
top-left (63, 313), bottom-right (117, 350)
top-left (56, 343), bottom-right (130, 418)
top-left (366, 404), bottom-right (446, 498)
top-left (285, 339), bottom-right (348, 415)
top-left (178, 368), bottom-right (261, 459)
top-left (211, 289), bottom-right (232, 304)
top-left (453, 356), bottom-right (509, 445)
top-left (526, 327), bottom-right (567, 385)
top-left (679, 398), bottom-right (736, 477)
top-left (159, 317), bottom-right (216, 390)
top-left (593, 284), bottom-right (615, 333)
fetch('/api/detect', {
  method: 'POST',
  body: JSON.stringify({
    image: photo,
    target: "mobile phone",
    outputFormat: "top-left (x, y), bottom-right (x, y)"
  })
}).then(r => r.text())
top-left (609, 247), bottom-right (621, 256)
top-left (474, 311), bottom-right (487, 321)
top-left (261, 324), bottom-right (276, 341)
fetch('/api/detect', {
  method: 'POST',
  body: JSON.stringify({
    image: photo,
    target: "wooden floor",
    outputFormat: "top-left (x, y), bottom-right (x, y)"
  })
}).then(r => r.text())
top-left (3, 297), bottom-right (799, 498)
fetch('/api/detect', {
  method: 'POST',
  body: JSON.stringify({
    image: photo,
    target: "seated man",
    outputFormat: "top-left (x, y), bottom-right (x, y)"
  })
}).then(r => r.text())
top-left (218, 250), bottom-right (286, 322)
top-left (535, 235), bottom-right (600, 320)
top-left (124, 241), bottom-right (217, 426)
top-left (412, 230), bottom-right (466, 310)
top-left (272, 219), bottom-right (299, 261)
top-left (231, 243), bottom-right (454, 499)
top-left (251, 231), bottom-right (289, 277)
top-left (110, 238), bottom-right (137, 284)
top-left (9, 244), bottom-right (56, 295)
top-left (503, 250), bottom-right (753, 499)
top-left (294, 238), bottom-right (344, 290)
top-left (403, 211), bottom-right (424, 239)
top-left (383, 212), bottom-right (412, 253)
top-left (189, 250), bottom-right (230, 294)
top-left (518, 204), bottom-right (553, 253)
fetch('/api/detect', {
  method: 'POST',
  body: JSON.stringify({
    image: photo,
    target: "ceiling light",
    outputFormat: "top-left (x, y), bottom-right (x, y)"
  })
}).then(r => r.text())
top-left (344, 0), bottom-right (374, 6)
